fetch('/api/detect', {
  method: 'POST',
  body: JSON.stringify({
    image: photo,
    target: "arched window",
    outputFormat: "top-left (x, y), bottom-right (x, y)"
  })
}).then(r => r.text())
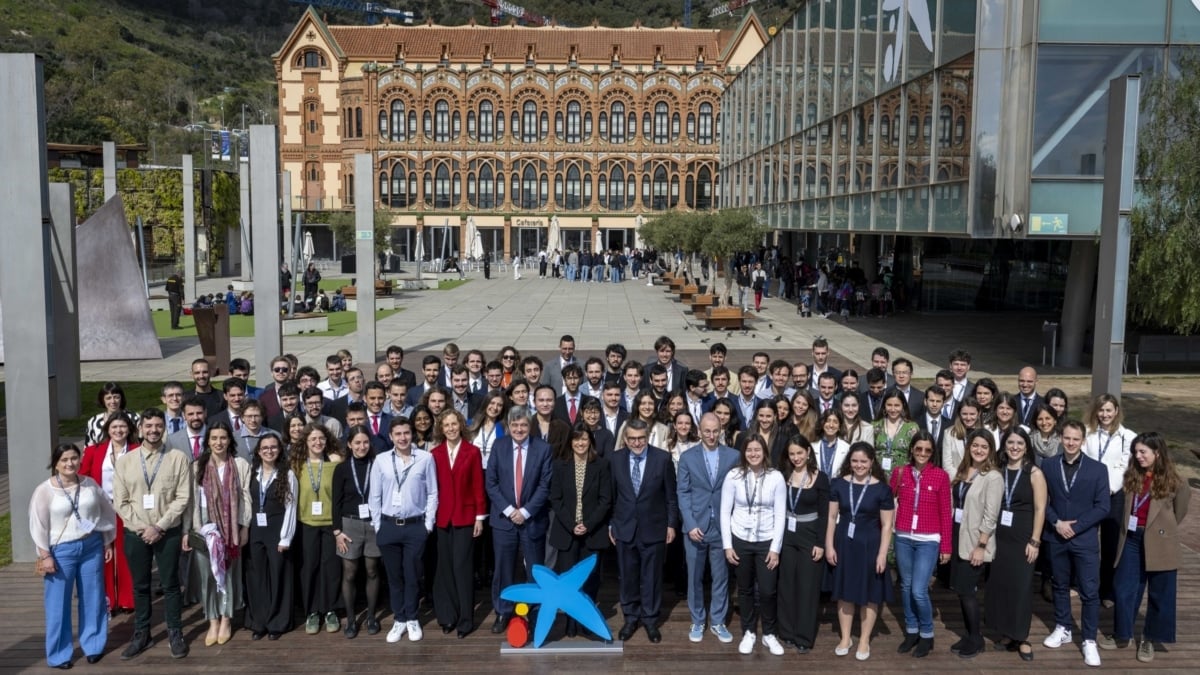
top-left (539, 111), bottom-right (548, 141)
top-left (520, 164), bottom-right (539, 208)
top-left (378, 111), bottom-right (387, 138)
top-left (654, 102), bottom-right (669, 144)
top-left (698, 103), bottom-right (714, 145)
top-left (355, 107), bottom-right (363, 137)
top-left (565, 101), bottom-right (582, 143)
top-left (301, 50), bottom-right (325, 68)
top-left (379, 171), bottom-right (388, 203)
top-left (390, 163), bottom-right (409, 207)
top-left (687, 112), bottom-right (696, 141)
top-left (434, 100), bottom-right (450, 142)
top-left (522, 102), bottom-right (538, 143)
top-left (695, 166), bottom-right (712, 209)
top-left (642, 111), bottom-right (651, 139)
top-left (479, 100), bottom-right (495, 142)
top-left (939, 105), bottom-right (953, 147)
top-left (564, 165), bottom-right (582, 209)
top-left (475, 163), bottom-right (497, 208)
top-left (407, 111), bottom-right (417, 139)
top-left (390, 101), bottom-right (405, 141)
top-left (608, 165), bottom-right (625, 210)
top-left (609, 102), bottom-right (625, 143)
top-left (651, 165), bottom-right (669, 210)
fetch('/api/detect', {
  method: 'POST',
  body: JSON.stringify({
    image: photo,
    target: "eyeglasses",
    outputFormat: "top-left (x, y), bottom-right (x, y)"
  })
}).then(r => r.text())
top-left (501, 354), bottom-right (516, 360)
top-left (273, 367), bottom-right (290, 373)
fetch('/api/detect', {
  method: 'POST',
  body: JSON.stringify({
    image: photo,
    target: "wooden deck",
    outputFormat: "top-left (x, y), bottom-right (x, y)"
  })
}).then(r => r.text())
top-left (2, 489), bottom-right (1199, 673)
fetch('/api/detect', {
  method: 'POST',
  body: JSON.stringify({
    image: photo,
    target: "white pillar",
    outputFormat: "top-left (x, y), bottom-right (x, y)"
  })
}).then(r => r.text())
top-left (281, 170), bottom-right (293, 271)
top-left (182, 155), bottom-right (197, 299)
top-left (239, 161), bottom-right (252, 279)
top-left (0, 54), bottom-right (59, 563)
top-left (354, 154), bottom-right (376, 363)
top-left (49, 182), bottom-right (81, 418)
top-left (250, 125), bottom-right (282, 375)
top-left (102, 141), bottom-right (117, 201)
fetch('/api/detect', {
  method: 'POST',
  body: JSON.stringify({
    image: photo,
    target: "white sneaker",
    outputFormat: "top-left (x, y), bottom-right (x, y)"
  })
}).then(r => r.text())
top-left (386, 620), bottom-right (407, 643)
top-left (762, 633), bottom-right (785, 656)
top-left (406, 620), bottom-right (423, 642)
top-left (1082, 640), bottom-right (1101, 667)
top-left (739, 631), bottom-right (756, 655)
top-left (1044, 625), bottom-right (1072, 649)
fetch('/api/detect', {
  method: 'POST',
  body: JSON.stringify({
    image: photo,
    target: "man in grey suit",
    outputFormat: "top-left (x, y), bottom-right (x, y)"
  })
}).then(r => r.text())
top-left (544, 334), bottom-right (577, 395)
top-left (167, 397), bottom-right (208, 461)
top-left (675, 413), bottom-right (740, 644)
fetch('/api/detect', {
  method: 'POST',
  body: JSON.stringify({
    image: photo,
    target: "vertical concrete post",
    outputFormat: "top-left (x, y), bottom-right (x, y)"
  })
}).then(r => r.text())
top-left (182, 155), bottom-right (197, 300)
top-left (239, 161), bottom-right (252, 278)
top-left (49, 182), bottom-right (81, 418)
top-left (0, 54), bottom-right (59, 563)
top-left (250, 125), bottom-right (282, 375)
top-left (1092, 76), bottom-right (1140, 397)
top-left (354, 154), bottom-right (376, 363)
top-left (102, 140), bottom-right (117, 201)
top-left (1059, 241), bottom-right (1097, 368)
top-left (281, 170), bottom-right (293, 272)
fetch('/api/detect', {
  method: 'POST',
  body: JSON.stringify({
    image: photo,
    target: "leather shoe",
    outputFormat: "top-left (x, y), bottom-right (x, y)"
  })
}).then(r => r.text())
top-left (86, 655), bottom-right (102, 664)
top-left (54, 663), bottom-right (72, 670)
top-left (267, 633), bottom-right (281, 641)
top-left (250, 631), bottom-right (266, 641)
top-left (366, 618), bottom-right (382, 635)
top-left (645, 624), bottom-right (662, 643)
top-left (491, 614), bottom-right (511, 634)
top-left (618, 622), bottom-right (639, 641)
top-left (457, 629), bottom-right (470, 639)
top-left (344, 622), bottom-right (359, 639)
top-left (120, 631), bottom-right (152, 660)
top-left (442, 624), bottom-right (454, 634)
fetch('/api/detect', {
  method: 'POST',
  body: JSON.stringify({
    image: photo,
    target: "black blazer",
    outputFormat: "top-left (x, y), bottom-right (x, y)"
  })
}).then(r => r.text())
top-left (533, 417), bottom-right (572, 460)
top-left (599, 409), bottom-right (629, 439)
top-left (859, 390), bottom-right (884, 423)
top-left (548, 457), bottom-right (613, 551)
top-left (642, 360), bottom-right (688, 393)
top-left (608, 446), bottom-right (679, 545)
top-left (588, 427), bottom-right (616, 459)
top-left (553, 393), bottom-right (598, 425)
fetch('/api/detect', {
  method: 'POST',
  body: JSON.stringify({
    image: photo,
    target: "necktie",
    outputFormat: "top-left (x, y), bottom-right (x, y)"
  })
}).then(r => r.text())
top-left (568, 397), bottom-right (577, 424)
top-left (931, 419), bottom-right (939, 440)
top-left (632, 454), bottom-right (643, 494)
top-left (191, 435), bottom-right (201, 458)
top-left (1023, 397), bottom-right (1032, 421)
top-left (171, 418), bottom-right (181, 434)
top-left (371, 414), bottom-right (380, 435)
top-left (232, 415), bottom-right (241, 432)
top-left (514, 443), bottom-right (524, 508)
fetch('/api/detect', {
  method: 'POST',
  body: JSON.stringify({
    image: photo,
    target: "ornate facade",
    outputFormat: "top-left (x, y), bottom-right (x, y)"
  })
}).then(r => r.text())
top-left (274, 7), bottom-right (766, 260)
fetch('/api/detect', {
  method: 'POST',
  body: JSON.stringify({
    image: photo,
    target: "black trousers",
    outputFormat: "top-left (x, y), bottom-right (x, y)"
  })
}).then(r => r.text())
top-left (615, 538), bottom-right (665, 624)
top-left (433, 525), bottom-right (476, 632)
top-left (298, 523), bottom-right (340, 616)
top-left (168, 292), bottom-right (182, 327)
top-left (554, 536), bottom-right (602, 601)
top-left (732, 536), bottom-right (778, 636)
top-left (246, 535), bottom-right (294, 634)
top-left (378, 519), bottom-right (427, 621)
top-left (778, 522), bottom-right (823, 647)
top-left (125, 526), bottom-right (183, 632)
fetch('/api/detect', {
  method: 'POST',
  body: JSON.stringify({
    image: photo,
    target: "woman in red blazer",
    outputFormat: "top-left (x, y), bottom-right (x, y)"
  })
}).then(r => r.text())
top-left (431, 410), bottom-right (487, 638)
top-left (78, 413), bottom-right (138, 613)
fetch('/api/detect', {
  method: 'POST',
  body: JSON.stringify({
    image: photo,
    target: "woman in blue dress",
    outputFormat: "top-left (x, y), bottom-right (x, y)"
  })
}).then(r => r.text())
top-left (825, 441), bottom-right (895, 661)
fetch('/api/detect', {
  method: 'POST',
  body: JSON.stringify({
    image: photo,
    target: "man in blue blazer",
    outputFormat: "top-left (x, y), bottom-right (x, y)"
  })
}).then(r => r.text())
top-left (485, 407), bottom-right (553, 633)
top-left (1041, 420), bottom-right (1110, 667)
top-left (675, 413), bottom-right (740, 643)
top-left (609, 419), bottom-right (679, 643)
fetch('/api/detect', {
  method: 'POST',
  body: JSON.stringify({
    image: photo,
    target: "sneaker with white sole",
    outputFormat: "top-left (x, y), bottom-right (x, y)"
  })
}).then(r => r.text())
top-left (386, 621), bottom-right (407, 643)
top-left (688, 624), bottom-right (704, 643)
top-left (739, 631), bottom-right (756, 655)
top-left (762, 633), bottom-right (785, 656)
top-left (1137, 640), bottom-right (1154, 663)
top-left (1082, 640), bottom-right (1101, 667)
top-left (407, 620), bottom-right (423, 642)
top-left (710, 624), bottom-right (733, 643)
top-left (1044, 625), bottom-right (1072, 649)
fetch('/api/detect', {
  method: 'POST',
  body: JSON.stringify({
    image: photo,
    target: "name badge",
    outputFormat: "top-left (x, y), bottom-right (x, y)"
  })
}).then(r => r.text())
top-left (358, 504), bottom-right (371, 519)
top-left (1128, 515), bottom-right (1139, 532)
top-left (391, 491), bottom-right (405, 509)
top-left (256, 512), bottom-right (268, 527)
top-left (910, 515), bottom-right (919, 530)
top-left (881, 457), bottom-right (893, 471)
top-left (847, 522), bottom-right (856, 539)
top-left (310, 501), bottom-right (324, 517)
top-left (76, 517), bottom-right (96, 534)
top-left (954, 508), bottom-right (964, 524)
top-left (1000, 510), bottom-right (1013, 527)
top-left (786, 514), bottom-right (797, 532)
top-left (142, 494), bottom-right (156, 510)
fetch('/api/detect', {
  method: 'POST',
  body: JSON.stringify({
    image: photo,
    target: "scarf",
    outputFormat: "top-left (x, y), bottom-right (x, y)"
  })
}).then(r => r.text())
top-left (202, 457), bottom-right (242, 571)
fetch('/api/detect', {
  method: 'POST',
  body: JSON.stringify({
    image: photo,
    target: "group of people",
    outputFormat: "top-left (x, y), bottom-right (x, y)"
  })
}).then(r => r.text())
top-left (30, 337), bottom-right (1189, 669)
top-left (514, 247), bottom-right (658, 282)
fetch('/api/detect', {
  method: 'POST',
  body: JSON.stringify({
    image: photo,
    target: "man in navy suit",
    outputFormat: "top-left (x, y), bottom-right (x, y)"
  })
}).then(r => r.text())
top-left (890, 357), bottom-right (925, 420)
top-left (609, 419), bottom-right (679, 643)
top-left (675, 413), bottom-right (739, 643)
top-left (1016, 366), bottom-right (1043, 427)
top-left (485, 407), bottom-right (553, 633)
top-left (642, 335), bottom-right (688, 393)
top-left (405, 356), bottom-right (443, 408)
top-left (858, 367), bottom-right (888, 423)
top-left (552, 363), bottom-right (596, 425)
top-left (915, 386), bottom-right (948, 459)
top-left (1041, 420), bottom-right (1110, 667)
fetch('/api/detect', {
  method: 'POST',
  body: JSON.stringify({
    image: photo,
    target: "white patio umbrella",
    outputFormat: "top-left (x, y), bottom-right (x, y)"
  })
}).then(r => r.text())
top-left (414, 229), bottom-right (425, 281)
top-left (302, 230), bottom-right (316, 262)
top-left (471, 230), bottom-right (485, 259)
top-left (547, 215), bottom-right (562, 254)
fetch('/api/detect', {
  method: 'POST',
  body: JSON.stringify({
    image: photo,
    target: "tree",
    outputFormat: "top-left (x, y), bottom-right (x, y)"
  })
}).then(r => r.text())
top-left (1133, 53), bottom-right (1200, 334)
top-left (701, 209), bottom-right (769, 305)
top-left (328, 209), bottom-right (394, 256)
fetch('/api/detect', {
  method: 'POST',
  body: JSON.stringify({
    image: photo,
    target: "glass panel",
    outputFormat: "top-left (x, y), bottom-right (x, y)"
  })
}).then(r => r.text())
top-left (931, 182), bottom-right (968, 233)
top-left (857, 0), bottom-right (879, 103)
top-left (835, 112), bottom-right (851, 194)
top-left (900, 187), bottom-right (928, 232)
top-left (819, 0), bottom-right (835, 119)
top-left (838, 0), bottom-right (856, 111)
top-left (937, 56), bottom-right (972, 183)
top-left (878, 189), bottom-right (899, 231)
top-left (1172, 0), bottom-right (1200, 42)
top-left (940, 0), bottom-right (976, 65)
top-left (851, 193), bottom-right (872, 230)
top-left (904, 75), bottom-right (933, 186)
top-left (1039, 0), bottom-right (1167, 43)
top-left (906, 0), bottom-right (936, 81)
top-left (831, 196), bottom-right (850, 231)
top-left (815, 197), bottom-right (830, 230)
top-left (1032, 46), bottom-right (1162, 176)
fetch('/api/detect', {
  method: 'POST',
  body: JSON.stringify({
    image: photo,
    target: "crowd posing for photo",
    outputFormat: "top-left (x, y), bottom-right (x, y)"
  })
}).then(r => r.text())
top-left (30, 338), bottom-right (1189, 669)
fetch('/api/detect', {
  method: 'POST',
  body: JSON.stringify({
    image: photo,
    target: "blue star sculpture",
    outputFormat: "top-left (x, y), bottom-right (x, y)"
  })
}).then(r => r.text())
top-left (499, 553), bottom-right (612, 647)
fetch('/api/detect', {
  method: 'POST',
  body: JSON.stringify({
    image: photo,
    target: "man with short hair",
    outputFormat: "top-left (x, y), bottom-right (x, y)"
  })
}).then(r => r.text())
top-left (934, 369), bottom-right (957, 421)
top-left (707, 367), bottom-right (734, 408)
top-left (465, 349), bottom-right (487, 394)
top-left (210, 377), bottom-right (249, 433)
top-left (756, 359), bottom-right (796, 400)
top-left (440, 343), bottom-right (461, 387)
top-left (375, 362), bottom-right (395, 390)
top-left (750, 352), bottom-right (771, 392)
top-left (484, 360), bottom-right (505, 396)
top-left (267, 382), bottom-right (303, 434)
top-left (916, 386), bottom-right (946, 456)
top-left (363, 381), bottom-right (392, 446)
top-left (405, 355), bottom-right (443, 407)
top-left (161, 382), bottom-right (186, 435)
top-left (601, 381), bottom-right (629, 436)
top-left (553, 363), bottom-right (595, 425)
top-left (891, 358), bottom-right (923, 419)
top-left (734, 366), bottom-right (759, 431)
top-left (330, 367), bottom-right (367, 424)
top-left (386, 345), bottom-right (418, 388)
top-left (582, 357), bottom-right (607, 398)
top-left (304, 386), bottom-right (344, 439)
top-left (621, 361), bottom-right (645, 413)
top-left (317, 355), bottom-right (348, 400)
top-left (449, 365), bottom-right (483, 421)
top-left (113, 409), bottom-right (193, 660)
top-left (859, 367), bottom-right (887, 423)
top-left (258, 356), bottom-right (293, 420)
top-left (609, 419), bottom-right (679, 643)
top-left (229, 358), bottom-right (262, 399)
top-left (791, 362), bottom-right (811, 394)
top-left (188, 358), bottom-right (224, 416)
top-left (815, 373), bottom-right (839, 414)
top-left (604, 343), bottom-right (628, 385)
top-left (703, 343), bottom-right (728, 383)
top-left (676, 413), bottom-right (739, 644)
top-left (643, 336), bottom-right (687, 393)
top-left (859, 347), bottom-right (895, 392)
top-left (546, 335), bottom-right (577, 394)
top-left (683, 370), bottom-right (713, 425)
top-left (384, 380), bottom-right (412, 418)
top-left (948, 349), bottom-right (972, 410)
top-left (1042, 420), bottom-right (1110, 667)
top-left (646, 364), bottom-right (670, 408)
top-left (234, 400), bottom-right (282, 455)
top-left (1016, 366), bottom-right (1042, 426)
top-left (168, 397), bottom-right (209, 461)
top-left (520, 356), bottom-right (545, 388)
top-left (809, 338), bottom-right (842, 391)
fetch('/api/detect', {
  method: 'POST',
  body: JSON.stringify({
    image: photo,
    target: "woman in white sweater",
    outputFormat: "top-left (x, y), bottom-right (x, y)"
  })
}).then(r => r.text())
top-left (721, 434), bottom-right (787, 656)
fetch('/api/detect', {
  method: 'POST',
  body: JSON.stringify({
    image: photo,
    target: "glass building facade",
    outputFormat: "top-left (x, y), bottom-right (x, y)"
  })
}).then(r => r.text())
top-left (720, 0), bottom-right (1200, 311)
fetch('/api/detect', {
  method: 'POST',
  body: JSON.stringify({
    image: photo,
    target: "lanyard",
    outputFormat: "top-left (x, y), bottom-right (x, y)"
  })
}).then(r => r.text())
top-left (55, 476), bottom-right (84, 524)
top-left (390, 452), bottom-right (413, 496)
top-left (820, 439), bottom-right (836, 475)
top-left (306, 459), bottom-right (325, 498)
top-left (788, 475), bottom-right (806, 514)
top-left (848, 478), bottom-right (869, 522)
top-left (257, 467), bottom-right (276, 513)
top-left (1060, 458), bottom-right (1080, 495)
top-left (911, 467), bottom-right (924, 513)
top-left (139, 448), bottom-right (165, 491)
top-left (1132, 488), bottom-right (1152, 516)
top-left (350, 458), bottom-right (371, 503)
top-left (1003, 467), bottom-right (1021, 510)
top-left (743, 470), bottom-right (763, 511)
top-left (1098, 431), bottom-right (1116, 463)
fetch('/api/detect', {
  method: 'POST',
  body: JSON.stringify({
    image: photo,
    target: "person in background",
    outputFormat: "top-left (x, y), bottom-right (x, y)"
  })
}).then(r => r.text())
top-left (30, 443), bottom-right (118, 669)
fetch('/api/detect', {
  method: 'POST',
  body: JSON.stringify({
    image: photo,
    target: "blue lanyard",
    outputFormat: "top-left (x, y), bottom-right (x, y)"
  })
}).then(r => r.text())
top-left (1060, 458), bottom-right (1080, 495)
top-left (390, 452), bottom-right (413, 496)
top-left (257, 467), bottom-right (276, 513)
top-left (1003, 467), bottom-right (1022, 510)
top-left (55, 476), bottom-right (84, 524)
top-left (788, 474), bottom-right (808, 514)
top-left (1098, 431), bottom-right (1116, 463)
top-left (306, 460), bottom-right (324, 498)
top-left (351, 459), bottom-right (371, 503)
top-left (1131, 488), bottom-right (1152, 517)
top-left (820, 439), bottom-right (836, 475)
top-left (848, 478), bottom-right (869, 522)
top-left (139, 449), bottom-right (164, 491)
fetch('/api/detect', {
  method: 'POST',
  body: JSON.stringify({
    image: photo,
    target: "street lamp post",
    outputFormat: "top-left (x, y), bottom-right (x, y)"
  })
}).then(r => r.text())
top-left (241, 103), bottom-right (247, 131)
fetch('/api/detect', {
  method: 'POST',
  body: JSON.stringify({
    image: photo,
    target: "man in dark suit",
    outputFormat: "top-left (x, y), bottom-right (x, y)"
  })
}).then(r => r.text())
top-left (915, 386), bottom-right (948, 460)
top-left (552, 363), bottom-right (596, 426)
top-left (642, 335), bottom-right (688, 393)
top-left (207, 377), bottom-right (249, 433)
top-left (385, 344), bottom-right (418, 388)
top-left (608, 419), bottom-right (679, 643)
top-left (266, 382), bottom-right (303, 435)
top-left (484, 408), bottom-right (553, 634)
top-left (257, 356), bottom-right (294, 421)
top-left (545, 335), bottom-right (577, 395)
top-left (858, 347), bottom-right (896, 392)
top-left (405, 356), bottom-right (443, 408)
top-left (600, 382), bottom-right (629, 438)
top-left (890, 358), bottom-right (925, 420)
top-left (1041, 420), bottom-right (1110, 666)
top-left (1016, 366), bottom-right (1043, 427)
top-left (448, 365), bottom-right (484, 422)
top-left (859, 367), bottom-right (887, 423)
top-left (360, 381), bottom-right (392, 448)
top-left (682, 370), bottom-right (714, 426)
top-left (808, 337), bottom-right (842, 393)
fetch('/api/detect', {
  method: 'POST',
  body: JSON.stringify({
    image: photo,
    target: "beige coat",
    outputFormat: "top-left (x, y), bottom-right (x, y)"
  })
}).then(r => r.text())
top-left (955, 469), bottom-right (1003, 562)
top-left (1115, 484), bottom-right (1190, 572)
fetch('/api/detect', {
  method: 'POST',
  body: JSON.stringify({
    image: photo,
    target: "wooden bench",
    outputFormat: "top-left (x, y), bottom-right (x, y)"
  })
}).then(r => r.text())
top-left (341, 280), bottom-right (393, 299)
top-left (679, 284), bottom-right (699, 302)
top-left (668, 277), bottom-right (684, 292)
top-left (689, 293), bottom-right (715, 315)
top-left (704, 306), bottom-right (745, 330)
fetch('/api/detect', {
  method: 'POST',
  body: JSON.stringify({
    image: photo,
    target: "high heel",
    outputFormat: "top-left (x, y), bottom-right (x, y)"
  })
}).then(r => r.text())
top-left (217, 619), bottom-right (232, 645)
top-left (205, 623), bottom-right (219, 647)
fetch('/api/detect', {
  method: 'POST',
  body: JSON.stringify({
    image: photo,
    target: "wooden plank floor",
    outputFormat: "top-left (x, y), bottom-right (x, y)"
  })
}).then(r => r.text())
top-left (2, 491), bottom-right (1199, 673)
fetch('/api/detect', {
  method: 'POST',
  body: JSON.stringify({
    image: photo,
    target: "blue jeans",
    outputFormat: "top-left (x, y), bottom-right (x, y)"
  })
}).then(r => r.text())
top-left (1113, 528), bottom-right (1177, 643)
top-left (566, 263), bottom-right (576, 281)
top-left (1049, 531), bottom-right (1101, 640)
top-left (683, 532), bottom-right (729, 626)
top-left (894, 536), bottom-right (939, 637)
top-left (580, 266), bottom-right (590, 281)
top-left (44, 534), bottom-right (108, 667)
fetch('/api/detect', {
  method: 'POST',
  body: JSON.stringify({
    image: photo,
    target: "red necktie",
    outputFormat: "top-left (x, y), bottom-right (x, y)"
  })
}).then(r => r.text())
top-left (371, 414), bottom-right (380, 435)
top-left (191, 435), bottom-right (201, 458)
top-left (232, 416), bottom-right (241, 432)
top-left (568, 398), bottom-right (577, 424)
top-left (514, 443), bottom-right (524, 508)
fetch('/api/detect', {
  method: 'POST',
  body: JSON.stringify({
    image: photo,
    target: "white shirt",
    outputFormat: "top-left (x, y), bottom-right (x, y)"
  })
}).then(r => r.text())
top-left (719, 468), bottom-right (787, 552)
top-left (1084, 426), bottom-right (1135, 493)
top-left (367, 448), bottom-right (438, 532)
top-left (505, 438), bottom-right (533, 520)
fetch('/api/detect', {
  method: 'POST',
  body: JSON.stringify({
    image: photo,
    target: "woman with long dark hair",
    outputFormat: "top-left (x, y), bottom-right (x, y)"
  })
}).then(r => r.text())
top-left (292, 423), bottom-right (342, 635)
top-left (949, 430), bottom-right (1002, 659)
top-left (871, 390), bottom-right (918, 480)
top-left (333, 426), bottom-right (382, 638)
top-left (776, 435), bottom-right (829, 654)
top-left (245, 435), bottom-right (297, 640)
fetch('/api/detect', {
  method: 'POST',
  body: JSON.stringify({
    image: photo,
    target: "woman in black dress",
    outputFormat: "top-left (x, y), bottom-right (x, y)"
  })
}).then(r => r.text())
top-left (985, 428), bottom-right (1047, 660)
top-left (245, 435), bottom-right (298, 640)
top-left (825, 441), bottom-right (895, 661)
top-left (777, 434), bottom-right (829, 654)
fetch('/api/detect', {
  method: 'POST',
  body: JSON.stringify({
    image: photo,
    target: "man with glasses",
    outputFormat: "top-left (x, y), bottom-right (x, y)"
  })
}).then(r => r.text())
top-left (609, 419), bottom-right (678, 643)
top-left (234, 400), bottom-right (281, 455)
top-left (891, 358), bottom-right (923, 419)
top-left (160, 382), bottom-right (186, 435)
top-left (259, 356), bottom-right (293, 421)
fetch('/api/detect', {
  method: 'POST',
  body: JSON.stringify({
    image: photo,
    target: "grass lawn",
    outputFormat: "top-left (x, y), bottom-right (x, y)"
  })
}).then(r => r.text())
top-left (152, 307), bottom-right (401, 339)
top-left (434, 279), bottom-right (470, 291)
top-left (0, 514), bottom-right (10, 567)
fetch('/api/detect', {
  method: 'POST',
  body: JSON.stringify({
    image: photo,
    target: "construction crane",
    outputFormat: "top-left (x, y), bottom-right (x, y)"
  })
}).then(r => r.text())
top-left (289, 0), bottom-right (416, 25)
top-left (481, 0), bottom-right (565, 26)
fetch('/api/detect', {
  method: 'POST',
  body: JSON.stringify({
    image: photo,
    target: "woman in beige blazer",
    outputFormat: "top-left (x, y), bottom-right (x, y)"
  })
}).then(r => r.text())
top-left (948, 430), bottom-right (1003, 659)
top-left (1107, 432), bottom-right (1190, 663)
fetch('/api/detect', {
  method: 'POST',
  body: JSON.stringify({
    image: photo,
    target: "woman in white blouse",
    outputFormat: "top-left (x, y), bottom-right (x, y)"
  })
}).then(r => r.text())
top-left (721, 435), bottom-right (788, 657)
top-left (1084, 393), bottom-right (1137, 607)
top-left (245, 434), bottom-right (298, 640)
top-left (468, 391), bottom-right (508, 472)
top-left (30, 443), bottom-right (117, 669)
top-left (839, 394), bottom-right (874, 448)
